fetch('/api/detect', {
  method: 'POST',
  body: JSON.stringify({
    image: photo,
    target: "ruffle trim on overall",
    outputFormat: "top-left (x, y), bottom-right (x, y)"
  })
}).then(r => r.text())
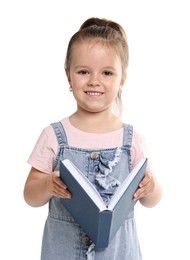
top-left (86, 148), bottom-right (122, 259)
top-left (94, 147), bottom-right (122, 206)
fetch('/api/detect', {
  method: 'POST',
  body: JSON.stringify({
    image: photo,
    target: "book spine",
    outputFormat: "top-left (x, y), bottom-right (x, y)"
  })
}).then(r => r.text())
top-left (95, 210), bottom-right (112, 249)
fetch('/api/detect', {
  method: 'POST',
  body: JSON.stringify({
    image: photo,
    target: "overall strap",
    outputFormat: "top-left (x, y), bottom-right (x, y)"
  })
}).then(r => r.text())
top-left (51, 122), bottom-right (68, 147)
top-left (123, 123), bottom-right (133, 147)
top-left (123, 123), bottom-right (133, 171)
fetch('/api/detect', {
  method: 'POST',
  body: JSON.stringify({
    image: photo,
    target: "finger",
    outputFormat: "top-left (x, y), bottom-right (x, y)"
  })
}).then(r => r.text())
top-left (139, 171), bottom-right (151, 188)
top-left (133, 188), bottom-right (143, 201)
top-left (47, 173), bottom-right (71, 198)
top-left (52, 171), bottom-right (68, 189)
top-left (53, 176), bottom-right (68, 190)
top-left (133, 182), bottom-right (152, 200)
top-left (52, 184), bottom-right (72, 198)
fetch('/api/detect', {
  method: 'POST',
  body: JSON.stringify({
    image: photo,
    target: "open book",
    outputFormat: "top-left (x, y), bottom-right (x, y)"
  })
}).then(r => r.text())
top-left (60, 158), bottom-right (147, 248)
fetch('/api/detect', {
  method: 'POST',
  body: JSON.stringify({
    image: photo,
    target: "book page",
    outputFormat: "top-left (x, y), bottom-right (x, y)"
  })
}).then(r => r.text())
top-left (63, 159), bottom-right (106, 211)
top-left (107, 159), bottom-right (146, 210)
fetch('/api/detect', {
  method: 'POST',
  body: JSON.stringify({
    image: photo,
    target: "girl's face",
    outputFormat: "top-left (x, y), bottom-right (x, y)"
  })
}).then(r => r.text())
top-left (66, 41), bottom-right (125, 114)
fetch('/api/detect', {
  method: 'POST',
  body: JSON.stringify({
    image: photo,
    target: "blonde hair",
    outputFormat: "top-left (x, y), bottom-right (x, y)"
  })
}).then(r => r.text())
top-left (65, 17), bottom-right (129, 116)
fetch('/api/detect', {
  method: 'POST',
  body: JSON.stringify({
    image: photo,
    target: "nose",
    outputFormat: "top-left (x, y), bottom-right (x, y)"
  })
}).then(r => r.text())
top-left (87, 82), bottom-right (100, 87)
top-left (87, 74), bottom-right (100, 87)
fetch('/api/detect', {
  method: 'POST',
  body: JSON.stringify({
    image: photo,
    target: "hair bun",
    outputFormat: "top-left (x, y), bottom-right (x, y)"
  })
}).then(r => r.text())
top-left (80, 17), bottom-right (120, 34)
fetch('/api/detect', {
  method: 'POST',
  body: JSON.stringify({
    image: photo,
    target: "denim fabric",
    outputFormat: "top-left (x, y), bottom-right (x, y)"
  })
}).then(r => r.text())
top-left (41, 122), bottom-right (142, 260)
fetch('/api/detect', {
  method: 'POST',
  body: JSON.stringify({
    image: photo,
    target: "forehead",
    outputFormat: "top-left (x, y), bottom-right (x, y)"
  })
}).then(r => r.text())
top-left (71, 40), bottom-right (120, 63)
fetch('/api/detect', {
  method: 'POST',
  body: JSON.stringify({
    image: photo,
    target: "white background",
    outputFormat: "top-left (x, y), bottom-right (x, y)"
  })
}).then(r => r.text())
top-left (0, 0), bottom-right (189, 259)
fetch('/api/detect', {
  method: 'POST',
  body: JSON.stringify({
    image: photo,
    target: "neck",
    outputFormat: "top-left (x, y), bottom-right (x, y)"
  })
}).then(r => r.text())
top-left (69, 110), bottom-right (123, 133)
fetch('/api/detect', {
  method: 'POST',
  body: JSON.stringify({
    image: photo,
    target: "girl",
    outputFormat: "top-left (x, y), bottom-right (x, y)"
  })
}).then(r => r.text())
top-left (24, 17), bottom-right (162, 260)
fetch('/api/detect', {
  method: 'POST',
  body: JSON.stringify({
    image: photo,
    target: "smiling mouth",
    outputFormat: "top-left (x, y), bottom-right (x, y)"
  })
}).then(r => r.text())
top-left (85, 91), bottom-right (103, 96)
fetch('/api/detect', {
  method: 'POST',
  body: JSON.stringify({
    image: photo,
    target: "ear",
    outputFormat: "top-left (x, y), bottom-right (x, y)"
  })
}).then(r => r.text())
top-left (120, 73), bottom-right (127, 88)
top-left (65, 69), bottom-right (71, 85)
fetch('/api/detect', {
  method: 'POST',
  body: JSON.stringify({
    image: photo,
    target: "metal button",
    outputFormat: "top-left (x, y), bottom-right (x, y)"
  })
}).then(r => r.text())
top-left (90, 152), bottom-right (99, 160)
top-left (82, 235), bottom-right (91, 245)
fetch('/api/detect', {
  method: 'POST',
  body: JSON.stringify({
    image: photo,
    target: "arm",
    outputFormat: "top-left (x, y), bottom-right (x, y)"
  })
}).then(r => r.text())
top-left (23, 167), bottom-right (71, 207)
top-left (133, 171), bottom-right (162, 208)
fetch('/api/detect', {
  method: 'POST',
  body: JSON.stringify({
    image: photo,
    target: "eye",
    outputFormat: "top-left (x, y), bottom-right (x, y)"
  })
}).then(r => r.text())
top-left (78, 70), bottom-right (89, 75)
top-left (103, 71), bottom-right (113, 76)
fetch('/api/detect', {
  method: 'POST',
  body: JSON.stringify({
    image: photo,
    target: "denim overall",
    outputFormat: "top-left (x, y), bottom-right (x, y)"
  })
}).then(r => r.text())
top-left (41, 122), bottom-right (142, 260)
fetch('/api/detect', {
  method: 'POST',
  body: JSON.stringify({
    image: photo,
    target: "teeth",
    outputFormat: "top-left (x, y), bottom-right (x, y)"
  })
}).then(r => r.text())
top-left (86, 92), bottom-right (102, 96)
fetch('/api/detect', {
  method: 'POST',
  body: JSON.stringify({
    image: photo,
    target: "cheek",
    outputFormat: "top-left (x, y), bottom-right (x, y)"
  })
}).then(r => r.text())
top-left (110, 80), bottom-right (122, 92)
top-left (72, 76), bottom-right (87, 89)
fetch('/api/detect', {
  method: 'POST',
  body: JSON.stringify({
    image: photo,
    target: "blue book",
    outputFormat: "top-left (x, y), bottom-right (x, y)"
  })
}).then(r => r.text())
top-left (60, 158), bottom-right (147, 249)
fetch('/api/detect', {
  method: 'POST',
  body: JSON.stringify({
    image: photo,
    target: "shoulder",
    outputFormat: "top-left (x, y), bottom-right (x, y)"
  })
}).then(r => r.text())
top-left (34, 118), bottom-right (67, 151)
top-left (27, 122), bottom-right (62, 173)
top-left (43, 124), bottom-right (56, 138)
top-left (132, 128), bottom-right (147, 147)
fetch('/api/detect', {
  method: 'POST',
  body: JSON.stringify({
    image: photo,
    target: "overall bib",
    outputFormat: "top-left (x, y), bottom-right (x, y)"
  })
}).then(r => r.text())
top-left (41, 122), bottom-right (142, 260)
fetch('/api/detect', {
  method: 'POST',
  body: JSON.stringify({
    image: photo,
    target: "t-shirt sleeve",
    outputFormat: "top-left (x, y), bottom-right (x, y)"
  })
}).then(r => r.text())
top-left (131, 129), bottom-right (152, 172)
top-left (27, 126), bottom-right (58, 173)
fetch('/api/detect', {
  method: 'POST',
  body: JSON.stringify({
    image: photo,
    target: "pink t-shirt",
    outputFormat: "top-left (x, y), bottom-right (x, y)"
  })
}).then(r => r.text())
top-left (27, 117), bottom-right (150, 173)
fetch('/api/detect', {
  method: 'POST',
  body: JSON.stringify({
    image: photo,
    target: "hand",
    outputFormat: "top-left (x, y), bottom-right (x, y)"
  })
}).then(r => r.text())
top-left (133, 171), bottom-right (156, 201)
top-left (46, 171), bottom-right (72, 199)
